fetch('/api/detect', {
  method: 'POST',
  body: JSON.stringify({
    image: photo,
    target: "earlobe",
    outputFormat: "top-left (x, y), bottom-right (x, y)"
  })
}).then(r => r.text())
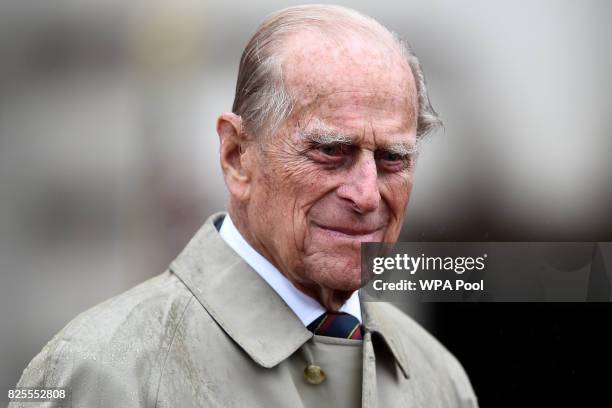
top-left (217, 113), bottom-right (252, 201)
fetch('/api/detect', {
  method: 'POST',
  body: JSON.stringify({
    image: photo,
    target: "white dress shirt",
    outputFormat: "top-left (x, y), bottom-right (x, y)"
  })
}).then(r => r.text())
top-left (219, 214), bottom-right (362, 326)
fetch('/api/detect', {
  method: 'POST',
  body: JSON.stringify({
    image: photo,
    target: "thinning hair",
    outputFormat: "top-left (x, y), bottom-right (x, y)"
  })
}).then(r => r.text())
top-left (231, 4), bottom-right (442, 140)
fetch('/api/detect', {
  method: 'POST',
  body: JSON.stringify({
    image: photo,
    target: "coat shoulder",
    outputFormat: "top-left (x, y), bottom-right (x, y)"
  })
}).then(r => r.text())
top-left (57, 270), bottom-right (194, 353)
top-left (12, 271), bottom-right (195, 407)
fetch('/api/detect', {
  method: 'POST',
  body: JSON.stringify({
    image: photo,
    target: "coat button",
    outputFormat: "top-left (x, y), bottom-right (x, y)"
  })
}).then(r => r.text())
top-left (304, 364), bottom-right (326, 385)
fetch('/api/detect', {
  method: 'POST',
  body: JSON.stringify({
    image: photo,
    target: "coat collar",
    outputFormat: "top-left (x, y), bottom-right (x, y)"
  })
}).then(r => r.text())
top-left (170, 212), bottom-right (410, 378)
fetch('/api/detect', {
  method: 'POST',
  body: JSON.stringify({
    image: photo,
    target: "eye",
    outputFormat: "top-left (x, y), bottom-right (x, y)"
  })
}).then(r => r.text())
top-left (375, 149), bottom-right (414, 172)
top-left (380, 151), bottom-right (403, 162)
top-left (377, 150), bottom-right (406, 163)
top-left (306, 142), bottom-right (353, 167)
top-left (318, 144), bottom-right (343, 157)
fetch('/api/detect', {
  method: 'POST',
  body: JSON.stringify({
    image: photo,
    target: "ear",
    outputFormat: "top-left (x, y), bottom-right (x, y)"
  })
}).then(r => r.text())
top-left (217, 112), bottom-right (254, 201)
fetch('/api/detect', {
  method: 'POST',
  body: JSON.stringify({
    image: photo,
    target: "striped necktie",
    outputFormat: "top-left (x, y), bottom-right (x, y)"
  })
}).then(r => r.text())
top-left (307, 312), bottom-right (363, 340)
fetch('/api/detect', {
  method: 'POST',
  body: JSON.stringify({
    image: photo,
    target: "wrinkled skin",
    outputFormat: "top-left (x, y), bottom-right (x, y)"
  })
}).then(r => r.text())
top-left (218, 30), bottom-right (419, 310)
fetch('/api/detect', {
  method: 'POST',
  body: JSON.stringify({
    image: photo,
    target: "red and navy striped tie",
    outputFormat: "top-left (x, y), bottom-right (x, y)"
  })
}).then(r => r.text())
top-left (307, 312), bottom-right (363, 340)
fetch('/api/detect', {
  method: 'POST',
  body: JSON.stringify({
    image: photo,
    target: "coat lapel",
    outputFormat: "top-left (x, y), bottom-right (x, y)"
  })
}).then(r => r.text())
top-left (170, 212), bottom-right (312, 368)
top-left (361, 301), bottom-right (411, 379)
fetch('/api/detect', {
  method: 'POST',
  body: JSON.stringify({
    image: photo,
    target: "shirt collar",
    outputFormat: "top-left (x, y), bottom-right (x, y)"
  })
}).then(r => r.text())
top-left (170, 212), bottom-right (409, 378)
top-left (218, 214), bottom-right (362, 326)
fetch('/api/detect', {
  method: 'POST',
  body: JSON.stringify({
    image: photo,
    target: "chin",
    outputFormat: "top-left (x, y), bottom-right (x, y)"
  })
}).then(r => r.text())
top-left (329, 272), bottom-right (362, 292)
top-left (304, 254), bottom-right (363, 292)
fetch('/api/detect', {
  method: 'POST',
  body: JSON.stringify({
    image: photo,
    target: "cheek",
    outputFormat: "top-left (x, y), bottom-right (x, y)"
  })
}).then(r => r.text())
top-left (255, 160), bottom-right (326, 255)
top-left (380, 176), bottom-right (413, 241)
top-left (383, 174), bottom-right (414, 214)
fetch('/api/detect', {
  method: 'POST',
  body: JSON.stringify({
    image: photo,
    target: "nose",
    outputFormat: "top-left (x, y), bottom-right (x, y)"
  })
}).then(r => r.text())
top-left (336, 153), bottom-right (380, 213)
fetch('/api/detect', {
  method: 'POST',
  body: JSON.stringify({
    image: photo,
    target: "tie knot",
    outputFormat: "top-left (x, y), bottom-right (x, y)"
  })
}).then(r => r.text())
top-left (307, 312), bottom-right (363, 340)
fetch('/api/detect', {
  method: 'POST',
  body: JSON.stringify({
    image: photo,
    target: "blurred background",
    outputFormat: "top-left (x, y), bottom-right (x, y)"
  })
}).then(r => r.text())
top-left (1, 0), bottom-right (611, 406)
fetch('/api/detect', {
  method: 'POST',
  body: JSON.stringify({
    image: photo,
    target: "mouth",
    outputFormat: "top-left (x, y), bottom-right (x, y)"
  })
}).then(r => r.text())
top-left (312, 223), bottom-right (385, 242)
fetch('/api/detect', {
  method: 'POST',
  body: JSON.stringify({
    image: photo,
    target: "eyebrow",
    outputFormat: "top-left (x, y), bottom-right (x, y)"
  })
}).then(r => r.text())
top-left (383, 142), bottom-right (419, 156)
top-left (299, 129), bottom-right (353, 145)
top-left (299, 127), bottom-right (419, 156)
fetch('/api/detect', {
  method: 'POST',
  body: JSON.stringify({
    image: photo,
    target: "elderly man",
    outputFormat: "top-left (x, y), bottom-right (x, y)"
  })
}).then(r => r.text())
top-left (11, 5), bottom-right (477, 408)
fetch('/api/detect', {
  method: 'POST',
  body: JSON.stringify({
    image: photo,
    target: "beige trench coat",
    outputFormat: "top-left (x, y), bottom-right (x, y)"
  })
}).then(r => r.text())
top-left (10, 213), bottom-right (478, 407)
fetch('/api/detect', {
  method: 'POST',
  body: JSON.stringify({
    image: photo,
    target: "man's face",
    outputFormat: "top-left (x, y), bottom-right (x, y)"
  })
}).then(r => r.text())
top-left (244, 32), bottom-right (418, 299)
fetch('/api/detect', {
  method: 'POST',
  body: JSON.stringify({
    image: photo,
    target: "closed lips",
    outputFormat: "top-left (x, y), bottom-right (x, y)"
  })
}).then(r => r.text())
top-left (314, 223), bottom-right (383, 237)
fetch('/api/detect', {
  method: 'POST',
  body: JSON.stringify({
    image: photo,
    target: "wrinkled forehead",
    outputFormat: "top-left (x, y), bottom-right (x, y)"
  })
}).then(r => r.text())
top-left (290, 90), bottom-right (416, 146)
top-left (281, 29), bottom-right (418, 129)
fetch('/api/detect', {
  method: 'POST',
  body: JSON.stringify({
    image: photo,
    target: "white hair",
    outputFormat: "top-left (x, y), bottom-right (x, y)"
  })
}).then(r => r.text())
top-left (231, 4), bottom-right (442, 140)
